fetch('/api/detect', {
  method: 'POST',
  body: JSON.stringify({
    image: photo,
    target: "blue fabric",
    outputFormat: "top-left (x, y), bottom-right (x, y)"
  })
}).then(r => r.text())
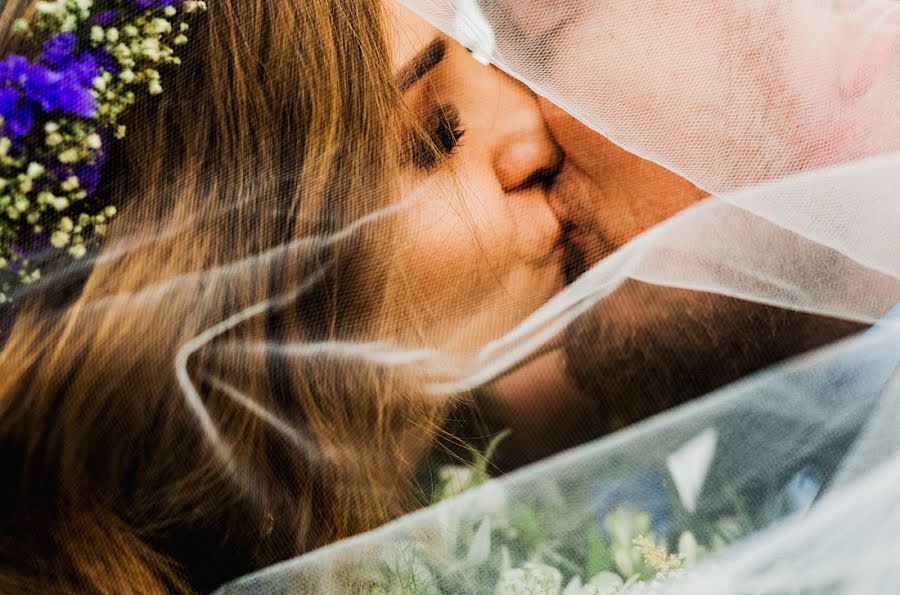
top-left (591, 468), bottom-right (677, 538)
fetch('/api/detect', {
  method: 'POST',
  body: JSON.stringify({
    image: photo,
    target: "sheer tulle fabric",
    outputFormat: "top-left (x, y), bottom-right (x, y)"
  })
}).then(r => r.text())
top-left (213, 1), bottom-right (900, 592)
top-left (15, 0), bottom-right (897, 592)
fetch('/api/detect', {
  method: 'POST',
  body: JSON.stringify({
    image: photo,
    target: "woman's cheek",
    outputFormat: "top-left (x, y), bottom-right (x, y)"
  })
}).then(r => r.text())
top-left (398, 182), bottom-right (506, 301)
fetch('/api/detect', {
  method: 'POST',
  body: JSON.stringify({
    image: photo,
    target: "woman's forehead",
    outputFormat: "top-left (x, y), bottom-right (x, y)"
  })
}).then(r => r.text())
top-left (384, 1), bottom-right (443, 71)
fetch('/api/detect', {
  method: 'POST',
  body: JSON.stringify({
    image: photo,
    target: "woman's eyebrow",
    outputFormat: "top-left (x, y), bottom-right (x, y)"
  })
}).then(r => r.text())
top-left (397, 37), bottom-right (447, 92)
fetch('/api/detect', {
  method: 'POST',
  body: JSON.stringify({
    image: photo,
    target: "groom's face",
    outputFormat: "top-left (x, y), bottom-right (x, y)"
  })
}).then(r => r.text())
top-left (488, 279), bottom-right (863, 467)
top-left (541, 100), bottom-right (708, 263)
top-left (485, 108), bottom-right (864, 467)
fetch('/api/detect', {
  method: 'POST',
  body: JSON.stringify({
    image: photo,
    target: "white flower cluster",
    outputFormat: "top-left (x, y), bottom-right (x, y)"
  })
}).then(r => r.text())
top-left (0, 0), bottom-right (205, 302)
top-left (493, 505), bottom-right (703, 595)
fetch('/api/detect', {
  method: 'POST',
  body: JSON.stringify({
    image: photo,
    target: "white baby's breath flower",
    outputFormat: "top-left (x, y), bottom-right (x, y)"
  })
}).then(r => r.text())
top-left (58, 148), bottom-right (80, 164)
top-left (148, 17), bottom-right (172, 35)
top-left (69, 243), bottom-right (87, 259)
top-left (185, 1), bottom-right (207, 13)
top-left (562, 577), bottom-right (586, 595)
top-left (50, 196), bottom-right (70, 211)
top-left (60, 176), bottom-right (80, 192)
top-left (90, 25), bottom-right (105, 43)
top-left (85, 133), bottom-right (102, 151)
top-left (141, 38), bottom-right (161, 61)
top-left (50, 230), bottom-right (71, 248)
top-left (61, 13), bottom-right (78, 32)
top-left (26, 162), bottom-right (45, 179)
top-left (632, 535), bottom-right (683, 574)
top-left (58, 217), bottom-right (74, 233)
top-left (11, 19), bottom-right (29, 33)
top-left (35, 1), bottom-right (63, 16)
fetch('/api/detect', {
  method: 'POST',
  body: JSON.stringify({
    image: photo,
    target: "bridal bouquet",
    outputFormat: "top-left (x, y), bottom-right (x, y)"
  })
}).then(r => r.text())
top-left (370, 432), bottom-right (809, 595)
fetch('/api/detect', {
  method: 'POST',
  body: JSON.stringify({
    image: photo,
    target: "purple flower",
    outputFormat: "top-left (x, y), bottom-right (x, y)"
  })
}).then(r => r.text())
top-left (42, 33), bottom-right (108, 87)
top-left (88, 49), bottom-right (120, 75)
top-left (0, 54), bottom-right (97, 123)
top-left (130, 0), bottom-right (181, 9)
top-left (58, 51), bottom-right (102, 89)
top-left (43, 31), bottom-right (118, 76)
top-left (41, 32), bottom-right (77, 68)
top-left (92, 9), bottom-right (118, 25)
top-left (10, 244), bottom-right (26, 260)
top-left (22, 65), bottom-right (96, 118)
top-left (0, 85), bottom-right (32, 138)
top-left (73, 163), bottom-right (102, 194)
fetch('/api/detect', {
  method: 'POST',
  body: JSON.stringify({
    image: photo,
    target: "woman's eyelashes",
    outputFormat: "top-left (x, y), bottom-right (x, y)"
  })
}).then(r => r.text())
top-left (409, 104), bottom-right (466, 170)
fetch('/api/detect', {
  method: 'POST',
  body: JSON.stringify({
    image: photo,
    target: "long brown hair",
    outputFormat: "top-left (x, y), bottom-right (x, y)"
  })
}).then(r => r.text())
top-left (0, 1), bottom-right (451, 592)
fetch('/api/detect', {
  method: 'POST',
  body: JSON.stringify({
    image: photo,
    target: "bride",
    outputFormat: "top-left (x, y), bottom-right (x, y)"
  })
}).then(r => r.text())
top-left (1, 0), bottom-right (897, 593)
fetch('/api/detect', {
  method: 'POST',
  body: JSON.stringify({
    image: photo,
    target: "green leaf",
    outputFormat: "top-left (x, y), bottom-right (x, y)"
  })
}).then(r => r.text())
top-left (585, 527), bottom-right (615, 578)
top-left (471, 429), bottom-right (512, 479)
top-left (511, 505), bottom-right (542, 545)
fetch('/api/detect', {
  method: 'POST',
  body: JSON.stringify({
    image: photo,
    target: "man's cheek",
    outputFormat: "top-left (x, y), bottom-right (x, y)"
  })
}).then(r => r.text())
top-left (539, 98), bottom-right (621, 183)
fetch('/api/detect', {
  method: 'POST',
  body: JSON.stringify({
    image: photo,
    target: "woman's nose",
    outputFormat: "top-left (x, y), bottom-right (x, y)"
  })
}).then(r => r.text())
top-left (491, 85), bottom-right (563, 193)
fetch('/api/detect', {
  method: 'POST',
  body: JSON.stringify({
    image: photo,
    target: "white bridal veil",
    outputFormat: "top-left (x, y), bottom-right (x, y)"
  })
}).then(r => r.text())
top-left (1, 0), bottom-right (899, 591)
top-left (1, 0), bottom-right (887, 591)
top-left (213, 0), bottom-right (900, 593)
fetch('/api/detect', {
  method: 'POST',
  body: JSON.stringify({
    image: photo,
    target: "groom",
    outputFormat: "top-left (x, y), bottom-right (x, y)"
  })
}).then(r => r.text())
top-left (485, 105), bottom-right (865, 467)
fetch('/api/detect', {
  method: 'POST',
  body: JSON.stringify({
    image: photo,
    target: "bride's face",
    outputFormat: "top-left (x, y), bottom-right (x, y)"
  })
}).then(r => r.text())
top-left (383, 4), bottom-right (708, 354)
top-left (386, 4), bottom-right (569, 352)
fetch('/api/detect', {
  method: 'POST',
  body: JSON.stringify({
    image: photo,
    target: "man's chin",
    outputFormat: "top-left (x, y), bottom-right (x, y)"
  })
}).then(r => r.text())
top-left (563, 281), bottom-right (865, 428)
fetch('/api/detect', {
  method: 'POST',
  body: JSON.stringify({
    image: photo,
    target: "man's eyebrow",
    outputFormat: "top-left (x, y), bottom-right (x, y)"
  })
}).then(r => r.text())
top-left (396, 37), bottom-right (447, 92)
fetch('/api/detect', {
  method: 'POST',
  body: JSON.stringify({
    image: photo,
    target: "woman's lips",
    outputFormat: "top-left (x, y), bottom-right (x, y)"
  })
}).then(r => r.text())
top-left (549, 161), bottom-right (616, 274)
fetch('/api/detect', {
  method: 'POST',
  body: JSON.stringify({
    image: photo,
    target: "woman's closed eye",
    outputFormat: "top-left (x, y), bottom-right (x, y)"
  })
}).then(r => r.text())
top-left (408, 104), bottom-right (466, 170)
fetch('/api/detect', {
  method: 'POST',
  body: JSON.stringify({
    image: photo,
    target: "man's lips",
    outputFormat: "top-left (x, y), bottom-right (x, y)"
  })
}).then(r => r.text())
top-left (549, 161), bottom-right (618, 271)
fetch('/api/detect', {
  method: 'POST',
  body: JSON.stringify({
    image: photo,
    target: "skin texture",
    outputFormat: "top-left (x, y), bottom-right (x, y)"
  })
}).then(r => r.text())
top-left (387, 4), bottom-right (568, 353)
top-left (384, 5), bottom-right (713, 355)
